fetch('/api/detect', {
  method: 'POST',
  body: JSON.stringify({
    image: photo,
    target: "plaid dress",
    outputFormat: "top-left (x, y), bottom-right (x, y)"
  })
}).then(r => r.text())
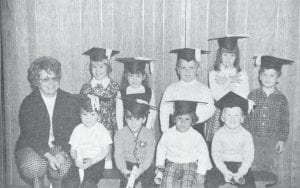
top-left (80, 78), bottom-right (119, 136)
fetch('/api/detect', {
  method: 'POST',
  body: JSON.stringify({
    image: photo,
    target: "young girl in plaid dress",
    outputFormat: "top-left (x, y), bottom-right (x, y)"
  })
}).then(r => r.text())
top-left (80, 47), bottom-right (120, 169)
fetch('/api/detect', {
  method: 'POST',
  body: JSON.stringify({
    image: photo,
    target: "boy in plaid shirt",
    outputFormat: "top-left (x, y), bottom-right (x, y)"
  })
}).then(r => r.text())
top-left (244, 55), bottom-right (293, 175)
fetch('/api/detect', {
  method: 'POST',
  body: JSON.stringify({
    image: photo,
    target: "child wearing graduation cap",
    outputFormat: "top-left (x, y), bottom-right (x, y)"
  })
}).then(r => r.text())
top-left (206, 35), bottom-right (250, 142)
top-left (244, 55), bottom-right (293, 175)
top-left (116, 57), bottom-right (157, 131)
top-left (205, 92), bottom-right (255, 188)
top-left (69, 95), bottom-right (112, 188)
top-left (160, 48), bottom-right (215, 135)
top-left (114, 98), bottom-right (156, 188)
top-left (81, 47), bottom-right (120, 169)
top-left (155, 100), bottom-right (211, 188)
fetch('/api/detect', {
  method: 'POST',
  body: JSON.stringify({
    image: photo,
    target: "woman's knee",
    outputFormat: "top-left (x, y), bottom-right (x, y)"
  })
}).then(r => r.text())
top-left (16, 148), bottom-right (48, 179)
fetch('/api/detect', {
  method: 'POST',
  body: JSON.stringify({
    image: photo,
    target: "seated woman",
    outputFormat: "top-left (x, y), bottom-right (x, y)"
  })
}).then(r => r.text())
top-left (15, 56), bottom-right (80, 188)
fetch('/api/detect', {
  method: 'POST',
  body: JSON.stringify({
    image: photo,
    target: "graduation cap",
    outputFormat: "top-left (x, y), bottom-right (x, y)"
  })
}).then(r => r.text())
top-left (208, 34), bottom-right (250, 51)
top-left (75, 94), bottom-right (111, 112)
top-left (83, 47), bottom-right (119, 61)
top-left (116, 57), bottom-right (154, 74)
top-left (122, 98), bottom-right (153, 117)
top-left (215, 91), bottom-right (249, 114)
top-left (167, 100), bottom-right (207, 116)
top-left (253, 55), bottom-right (294, 72)
top-left (170, 48), bottom-right (210, 62)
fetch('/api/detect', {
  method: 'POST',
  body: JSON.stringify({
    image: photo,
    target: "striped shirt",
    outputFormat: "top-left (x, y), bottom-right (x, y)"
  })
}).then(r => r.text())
top-left (244, 87), bottom-right (289, 141)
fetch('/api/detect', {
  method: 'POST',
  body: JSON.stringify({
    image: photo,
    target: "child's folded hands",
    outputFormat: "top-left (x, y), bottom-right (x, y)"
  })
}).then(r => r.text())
top-left (223, 171), bottom-right (234, 183)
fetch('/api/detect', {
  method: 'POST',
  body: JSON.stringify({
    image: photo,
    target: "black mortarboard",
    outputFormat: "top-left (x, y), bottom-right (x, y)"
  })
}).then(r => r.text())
top-left (170, 48), bottom-right (210, 62)
top-left (215, 91), bottom-right (248, 113)
top-left (116, 57), bottom-right (153, 73)
top-left (123, 98), bottom-right (153, 117)
top-left (167, 100), bottom-right (207, 116)
top-left (208, 34), bottom-right (250, 51)
top-left (76, 94), bottom-right (111, 112)
top-left (83, 47), bottom-right (119, 61)
top-left (254, 55), bottom-right (294, 72)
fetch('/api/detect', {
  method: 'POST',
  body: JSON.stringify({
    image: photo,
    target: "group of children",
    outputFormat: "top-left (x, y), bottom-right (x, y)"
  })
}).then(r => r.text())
top-left (68, 34), bottom-right (293, 188)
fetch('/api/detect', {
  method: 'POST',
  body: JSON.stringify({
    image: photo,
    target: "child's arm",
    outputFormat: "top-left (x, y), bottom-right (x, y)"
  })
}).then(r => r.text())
top-left (146, 89), bottom-right (157, 130)
top-left (209, 71), bottom-right (230, 100)
top-left (195, 88), bottom-right (215, 123)
top-left (196, 135), bottom-right (212, 175)
top-left (82, 145), bottom-right (110, 169)
top-left (114, 131), bottom-right (128, 173)
top-left (70, 146), bottom-right (84, 169)
top-left (211, 133), bottom-right (233, 180)
top-left (236, 132), bottom-right (254, 177)
top-left (277, 96), bottom-right (289, 152)
top-left (230, 71), bottom-right (250, 99)
top-left (138, 132), bottom-right (156, 176)
top-left (156, 134), bottom-right (168, 169)
top-left (159, 88), bottom-right (174, 133)
top-left (116, 91), bottom-right (124, 130)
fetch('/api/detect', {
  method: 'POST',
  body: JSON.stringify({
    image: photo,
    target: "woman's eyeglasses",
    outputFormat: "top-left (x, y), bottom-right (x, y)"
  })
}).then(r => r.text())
top-left (39, 77), bottom-right (60, 83)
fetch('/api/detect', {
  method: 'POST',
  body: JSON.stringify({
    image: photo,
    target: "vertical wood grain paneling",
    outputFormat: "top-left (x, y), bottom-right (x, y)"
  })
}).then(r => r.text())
top-left (1, 0), bottom-right (300, 187)
top-left (190, 0), bottom-right (210, 84)
top-left (2, 0), bottom-right (17, 185)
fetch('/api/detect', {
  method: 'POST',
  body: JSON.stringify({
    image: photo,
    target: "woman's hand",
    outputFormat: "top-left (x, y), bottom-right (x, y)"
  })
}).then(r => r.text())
top-left (44, 152), bottom-right (61, 171)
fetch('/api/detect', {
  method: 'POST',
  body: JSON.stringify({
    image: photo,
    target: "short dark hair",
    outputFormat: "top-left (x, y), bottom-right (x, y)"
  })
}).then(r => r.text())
top-left (124, 109), bottom-right (147, 120)
top-left (259, 66), bottom-right (281, 77)
top-left (27, 56), bottom-right (61, 88)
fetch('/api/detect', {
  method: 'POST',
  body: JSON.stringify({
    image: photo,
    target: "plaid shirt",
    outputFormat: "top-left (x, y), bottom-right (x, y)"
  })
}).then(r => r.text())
top-left (244, 87), bottom-right (289, 141)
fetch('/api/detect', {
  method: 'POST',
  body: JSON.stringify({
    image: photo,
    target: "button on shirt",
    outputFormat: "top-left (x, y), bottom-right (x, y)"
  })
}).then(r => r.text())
top-left (244, 87), bottom-right (289, 141)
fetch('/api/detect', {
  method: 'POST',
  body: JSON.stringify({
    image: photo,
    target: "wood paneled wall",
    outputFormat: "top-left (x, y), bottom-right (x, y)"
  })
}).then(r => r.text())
top-left (1, 0), bottom-right (299, 187)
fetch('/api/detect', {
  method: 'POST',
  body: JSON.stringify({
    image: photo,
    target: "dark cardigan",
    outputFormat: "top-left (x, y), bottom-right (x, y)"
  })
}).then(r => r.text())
top-left (15, 89), bottom-right (81, 156)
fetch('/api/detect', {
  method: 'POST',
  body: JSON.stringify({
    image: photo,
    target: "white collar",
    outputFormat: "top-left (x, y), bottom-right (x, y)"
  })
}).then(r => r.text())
top-left (179, 79), bottom-right (197, 85)
top-left (223, 125), bottom-right (242, 133)
top-left (91, 77), bottom-right (110, 88)
top-left (126, 85), bottom-right (145, 94)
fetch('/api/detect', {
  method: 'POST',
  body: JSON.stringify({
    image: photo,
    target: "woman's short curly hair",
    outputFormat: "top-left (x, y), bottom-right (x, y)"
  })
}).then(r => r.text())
top-left (27, 56), bottom-right (61, 88)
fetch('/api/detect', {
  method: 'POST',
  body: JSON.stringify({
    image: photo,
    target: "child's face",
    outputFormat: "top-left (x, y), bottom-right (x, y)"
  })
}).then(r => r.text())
top-left (38, 70), bottom-right (60, 97)
top-left (177, 60), bottom-right (197, 82)
top-left (80, 108), bottom-right (99, 127)
top-left (175, 113), bottom-right (193, 132)
top-left (127, 72), bottom-right (145, 88)
top-left (90, 60), bottom-right (109, 80)
top-left (125, 113), bottom-right (146, 133)
top-left (259, 69), bottom-right (279, 89)
top-left (221, 52), bottom-right (236, 68)
top-left (222, 107), bottom-right (244, 130)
